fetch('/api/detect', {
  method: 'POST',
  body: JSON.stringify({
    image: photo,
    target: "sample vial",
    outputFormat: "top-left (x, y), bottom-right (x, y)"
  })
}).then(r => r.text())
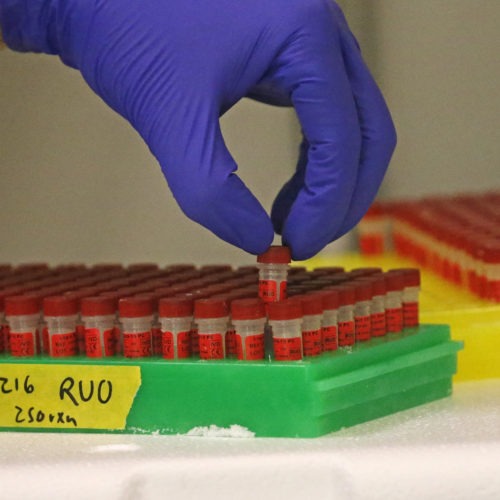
top-left (365, 275), bottom-right (387, 337)
top-left (384, 273), bottom-right (404, 333)
top-left (119, 297), bottom-right (153, 358)
top-left (319, 289), bottom-right (339, 352)
top-left (194, 298), bottom-right (228, 360)
top-left (0, 286), bottom-right (27, 353)
top-left (158, 297), bottom-right (193, 359)
top-left (298, 295), bottom-right (323, 357)
top-left (268, 300), bottom-right (303, 361)
top-left (257, 246), bottom-right (291, 303)
top-left (231, 298), bottom-right (266, 360)
top-left (390, 269), bottom-right (421, 328)
top-left (5, 295), bottom-right (41, 357)
top-left (336, 285), bottom-right (356, 347)
top-left (43, 296), bottom-right (79, 357)
top-left (81, 296), bottom-right (117, 358)
top-left (353, 281), bottom-right (373, 342)
top-left (133, 293), bottom-right (162, 355)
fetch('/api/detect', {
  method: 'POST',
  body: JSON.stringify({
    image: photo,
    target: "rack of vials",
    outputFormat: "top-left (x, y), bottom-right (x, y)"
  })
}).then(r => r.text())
top-left (0, 248), bottom-right (462, 437)
top-left (357, 191), bottom-right (500, 302)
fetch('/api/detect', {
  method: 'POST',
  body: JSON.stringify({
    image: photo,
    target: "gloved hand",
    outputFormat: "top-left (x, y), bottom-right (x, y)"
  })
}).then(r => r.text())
top-left (0, 0), bottom-right (396, 260)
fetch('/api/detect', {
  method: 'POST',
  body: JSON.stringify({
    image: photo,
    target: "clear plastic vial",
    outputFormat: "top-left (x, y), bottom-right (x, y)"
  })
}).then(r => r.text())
top-left (336, 285), bottom-right (356, 347)
top-left (42, 296), bottom-right (79, 357)
top-left (231, 298), bottom-right (266, 360)
top-left (299, 294), bottom-right (323, 357)
top-left (119, 297), bottom-right (154, 358)
top-left (353, 281), bottom-right (373, 342)
top-left (194, 298), bottom-right (228, 360)
top-left (390, 268), bottom-right (421, 328)
top-left (319, 290), bottom-right (339, 352)
top-left (81, 296), bottom-right (117, 358)
top-left (5, 295), bottom-right (41, 357)
top-left (366, 274), bottom-right (387, 337)
top-left (257, 246), bottom-right (291, 303)
top-left (268, 300), bottom-right (303, 361)
top-left (384, 273), bottom-right (404, 333)
top-left (158, 297), bottom-right (193, 359)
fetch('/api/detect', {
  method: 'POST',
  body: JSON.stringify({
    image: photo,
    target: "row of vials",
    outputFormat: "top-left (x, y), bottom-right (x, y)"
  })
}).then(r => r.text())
top-left (0, 247), bottom-right (420, 361)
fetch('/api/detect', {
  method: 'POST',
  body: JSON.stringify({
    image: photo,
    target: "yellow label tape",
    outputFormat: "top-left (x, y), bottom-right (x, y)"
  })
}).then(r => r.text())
top-left (0, 364), bottom-right (141, 430)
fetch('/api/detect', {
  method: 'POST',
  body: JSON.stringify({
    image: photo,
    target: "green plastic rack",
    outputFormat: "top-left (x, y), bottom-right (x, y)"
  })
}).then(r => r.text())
top-left (0, 324), bottom-right (462, 437)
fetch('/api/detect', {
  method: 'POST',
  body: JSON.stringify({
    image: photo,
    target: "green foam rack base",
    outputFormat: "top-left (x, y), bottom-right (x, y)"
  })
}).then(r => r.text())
top-left (0, 325), bottom-right (462, 437)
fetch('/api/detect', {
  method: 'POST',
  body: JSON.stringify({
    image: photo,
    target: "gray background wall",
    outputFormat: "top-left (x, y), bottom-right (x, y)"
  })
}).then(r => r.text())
top-left (1, 1), bottom-right (498, 265)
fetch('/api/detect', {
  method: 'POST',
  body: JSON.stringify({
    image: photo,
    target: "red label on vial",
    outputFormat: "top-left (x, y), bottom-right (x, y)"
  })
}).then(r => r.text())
top-left (42, 326), bottom-right (49, 354)
top-left (123, 331), bottom-right (152, 358)
top-left (386, 307), bottom-right (403, 333)
top-left (162, 331), bottom-right (174, 359)
top-left (322, 325), bottom-right (338, 351)
top-left (198, 333), bottom-right (224, 360)
top-left (0, 324), bottom-right (9, 353)
top-left (113, 325), bottom-right (122, 353)
top-left (76, 323), bottom-right (86, 355)
top-left (403, 302), bottom-right (419, 327)
top-left (225, 328), bottom-right (237, 357)
top-left (280, 281), bottom-right (287, 301)
top-left (177, 330), bottom-right (191, 358)
top-left (302, 329), bottom-right (322, 357)
top-left (355, 315), bottom-right (371, 342)
top-left (85, 327), bottom-right (115, 358)
top-left (338, 320), bottom-right (355, 346)
top-left (191, 327), bottom-right (199, 356)
top-left (259, 280), bottom-right (278, 303)
top-left (235, 333), bottom-right (265, 360)
top-left (371, 312), bottom-right (386, 337)
top-left (9, 331), bottom-right (35, 357)
top-left (50, 331), bottom-right (77, 357)
top-left (162, 330), bottom-right (191, 359)
top-left (273, 337), bottom-right (302, 361)
top-left (151, 326), bottom-right (162, 356)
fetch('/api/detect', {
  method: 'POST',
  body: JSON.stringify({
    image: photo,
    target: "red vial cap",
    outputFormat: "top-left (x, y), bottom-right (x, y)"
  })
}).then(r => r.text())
top-left (257, 246), bottom-right (292, 264)
top-left (127, 263), bottom-right (159, 273)
top-left (318, 289), bottom-right (340, 310)
top-left (384, 273), bottom-right (405, 292)
top-left (164, 264), bottom-right (197, 274)
top-left (231, 298), bottom-right (266, 320)
top-left (194, 298), bottom-right (228, 319)
top-left (159, 297), bottom-right (193, 318)
top-left (235, 265), bottom-right (259, 275)
top-left (91, 263), bottom-right (124, 272)
top-left (118, 297), bottom-right (154, 318)
top-left (15, 263), bottom-right (50, 273)
top-left (361, 275), bottom-right (386, 296)
top-left (0, 264), bottom-right (12, 274)
top-left (349, 267), bottom-right (383, 277)
top-left (333, 285), bottom-right (356, 306)
top-left (352, 281), bottom-right (373, 301)
top-left (199, 264), bottom-right (233, 275)
top-left (389, 268), bottom-right (421, 287)
top-left (477, 238), bottom-right (500, 263)
top-left (5, 295), bottom-right (41, 316)
top-left (81, 296), bottom-right (117, 316)
top-left (298, 294), bottom-right (323, 315)
top-left (153, 287), bottom-right (176, 298)
top-left (267, 299), bottom-right (302, 321)
top-left (43, 296), bottom-right (79, 316)
top-left (203, 283), bottom-right (233, 296)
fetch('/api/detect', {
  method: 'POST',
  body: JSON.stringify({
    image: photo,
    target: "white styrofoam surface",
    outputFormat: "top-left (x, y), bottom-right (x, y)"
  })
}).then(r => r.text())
top-left (1, 380), bottom-right (499, 499)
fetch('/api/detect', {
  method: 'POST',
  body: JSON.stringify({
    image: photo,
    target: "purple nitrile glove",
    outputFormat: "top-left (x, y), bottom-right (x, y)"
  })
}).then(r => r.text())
top-left (0, 0), bottom-right (396, 260)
